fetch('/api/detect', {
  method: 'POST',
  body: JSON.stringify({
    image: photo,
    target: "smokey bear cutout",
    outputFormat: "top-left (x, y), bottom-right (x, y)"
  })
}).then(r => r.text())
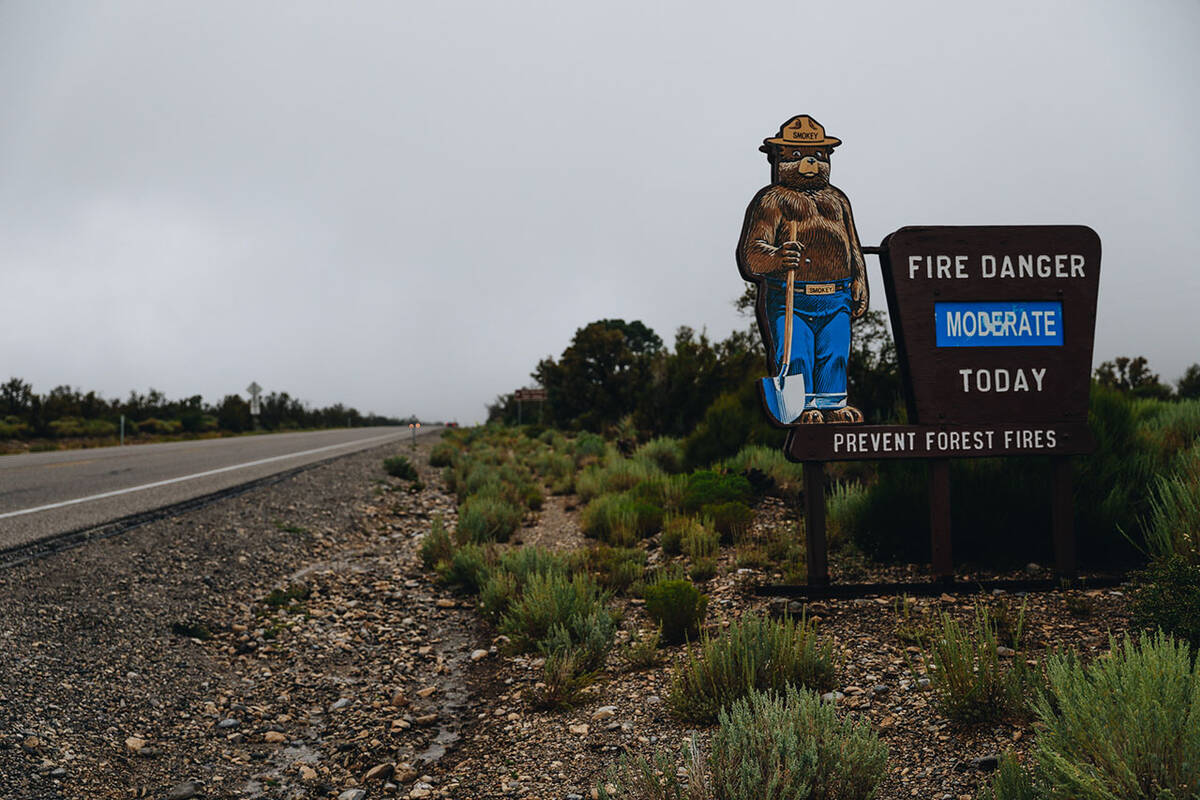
top-left (737, 115), bottom-right (868, 426)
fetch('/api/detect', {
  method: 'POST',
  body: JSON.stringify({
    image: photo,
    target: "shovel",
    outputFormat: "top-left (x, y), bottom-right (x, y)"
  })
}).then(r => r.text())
top-left (761, 221), bottom-right (807, 424)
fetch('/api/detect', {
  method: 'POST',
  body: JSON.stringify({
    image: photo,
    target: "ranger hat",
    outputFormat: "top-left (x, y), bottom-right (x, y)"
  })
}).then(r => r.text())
top-left (761, 115), bottom-right (841, 151)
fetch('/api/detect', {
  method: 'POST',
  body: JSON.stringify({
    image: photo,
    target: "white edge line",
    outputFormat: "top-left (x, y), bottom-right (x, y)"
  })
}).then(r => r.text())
top-left (0, 432), bottom-right (407, 520)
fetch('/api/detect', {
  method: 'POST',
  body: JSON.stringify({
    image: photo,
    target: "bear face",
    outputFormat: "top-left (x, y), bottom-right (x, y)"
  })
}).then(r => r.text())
top-left (769, 145), bottom-right (832, 190)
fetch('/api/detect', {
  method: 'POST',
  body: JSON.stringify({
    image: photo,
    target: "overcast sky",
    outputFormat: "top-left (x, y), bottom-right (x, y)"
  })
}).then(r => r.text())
top-left (2, 1), bottom-right (1197, 424)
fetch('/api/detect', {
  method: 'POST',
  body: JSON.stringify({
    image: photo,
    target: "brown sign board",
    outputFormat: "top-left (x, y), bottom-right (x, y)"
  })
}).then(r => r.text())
top-left (514, 388), bottom-right (547, 402)
top-left (786, 421), bottom-right (1094, 461)
top-left (880, 225), bottom-right (1101, 426)
top-left (786, 225), bottom-right (1102, 462)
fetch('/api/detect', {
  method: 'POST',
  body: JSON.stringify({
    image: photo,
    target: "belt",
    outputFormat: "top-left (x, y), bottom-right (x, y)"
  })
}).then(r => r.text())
top-left (794, 279), bottom-right (851, 296)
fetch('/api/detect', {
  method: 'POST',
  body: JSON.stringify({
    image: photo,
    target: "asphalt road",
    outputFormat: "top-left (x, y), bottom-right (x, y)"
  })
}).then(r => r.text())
top-left (0, 426), bottom-right (435, 551)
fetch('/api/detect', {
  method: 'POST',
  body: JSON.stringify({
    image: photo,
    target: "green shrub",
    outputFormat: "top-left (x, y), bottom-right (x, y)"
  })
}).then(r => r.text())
top-left (476, 547), bottom-right (574, 623)
top-left (634, 437), bottom-right (686, 474)
top-left (978, 753), bottom-right (1042, 800)
top-left (498, 546), bottom-right (571, 584)
top-left (1029, 632), bottom-right (1200, 798)
top-left (0, 416), bottom-right (30, 437)
top-left (573, 432), bottom-right (608, 465)
top-left (702, 501), bottom-right (753, 542)
top-left (605, 458), bottom-right (665, 494)
top-left (719, 445), bottom-right (806, 497)
top-left (668, 613), bottom-right (836, 723)
top-left (1141, 397), bottom-right (1200, 456)
top-left (428, 441), bottom-right (458, 467)
top-left (437, 543), bottom-right (492, 594)
top-left (538, 428), bottom-right (566, 448)
top-left (419, 516), bottom-right (454, 570)
top-left (537, 608), bottom-right (617, 674)
top-left (660, 515), bottom-right (700, 556)
top-left (47, 416), bottom-right (87, 437)
top-left (574, 465), bottom-right (606, 503)
top-left (577, 458), bottom-right (664, 503)
top-left (581, 493), bottom-right (663, 546)
top-left (597, 738), bottom-right (707, 800)
top-left (84, 418), bottom-right (118, 437)
top-left (1130, 554), bottom-right (1200, 652)
top-left (913, 604), bottom-right (1033, 723)
top-left (688, 558), bottom-right (717, 582)
top-left (584, 545), bottom-right (646, 595)
top-left (682, 470), bottom-right (754, 513)
top-left (681, 523), bottom-right (719, 560)
top-left (643, 579), bottom-right (708, 645)
top-left (535, 647), bottom-right (596, 709)
top-left (383, 455), bottom-right (419, 480)
top-left (683, 388), bottom-right (777, 469)
top-left (533, 450), bottom-right (574, 484)
top-left (454, 460), bottom-right (501, 502)
top-left (710, 686), bottom-right (887, 800)
top-left (827, 481), bottom-right (870, 550)
top-left (1139, 443), bottom-right (1200, 559)
top-left (135, 417), bottom-right (182, 435)
top-left (733, 544), bottom-right (769, 570)
top-left (581, 493), bottom-right (638, 546)
top-left (499, 572), bottom-right (610, 652)
top-left (478, 570), bottom-right (519, 623)
top-left (624, 626), bottom-right (663, 669)
top-left (456, 495), bottom-right (524, 543)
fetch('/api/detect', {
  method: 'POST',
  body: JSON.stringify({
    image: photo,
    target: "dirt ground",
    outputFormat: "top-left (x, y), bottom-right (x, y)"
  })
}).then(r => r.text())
top-left (0, 432), bottom-right (1132, 799)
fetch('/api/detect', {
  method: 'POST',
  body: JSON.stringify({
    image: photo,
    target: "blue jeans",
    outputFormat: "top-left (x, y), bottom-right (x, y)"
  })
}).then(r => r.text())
top-left (763, 277), bottom-right (851, 410)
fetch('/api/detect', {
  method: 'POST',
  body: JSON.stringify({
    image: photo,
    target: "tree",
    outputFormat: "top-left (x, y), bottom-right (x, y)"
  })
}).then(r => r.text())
top-left (533, 319), bottom-right (662, 431)
top-left (1, 378), bottom-right (34, 418)
top-left (1095, 356), bottom-right (1173, 399)
top-left (217, 394), bottom-right (252, 432)
top-left (1177, 364), bottom-right (1200, 399)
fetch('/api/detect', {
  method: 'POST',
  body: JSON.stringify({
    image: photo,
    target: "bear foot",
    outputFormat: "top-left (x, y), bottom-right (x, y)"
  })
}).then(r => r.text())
top-left (798, 409), bottom-right (824, 424)
top-left (825, 406), bottom-right (864, 424)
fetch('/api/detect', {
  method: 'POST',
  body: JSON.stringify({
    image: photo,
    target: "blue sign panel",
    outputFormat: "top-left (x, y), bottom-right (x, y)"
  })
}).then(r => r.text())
top-left (935, 301), bottom-right (1063, 347)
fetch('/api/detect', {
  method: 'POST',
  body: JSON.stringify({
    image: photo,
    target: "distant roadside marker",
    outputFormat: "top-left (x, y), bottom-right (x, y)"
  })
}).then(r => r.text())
top-left (247, 382), bottom-right (263, 417)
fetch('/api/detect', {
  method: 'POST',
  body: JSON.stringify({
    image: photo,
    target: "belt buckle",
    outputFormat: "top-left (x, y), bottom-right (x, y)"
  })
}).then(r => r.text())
top-left (805, 283), bottom-right (835, 296)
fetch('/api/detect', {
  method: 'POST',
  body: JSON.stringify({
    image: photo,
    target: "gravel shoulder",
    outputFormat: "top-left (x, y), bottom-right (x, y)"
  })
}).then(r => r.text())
top-left (0, 435), bottom-right (472, 799)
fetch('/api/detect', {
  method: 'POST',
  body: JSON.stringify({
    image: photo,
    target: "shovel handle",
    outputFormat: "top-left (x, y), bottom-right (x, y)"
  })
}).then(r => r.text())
top-left (780, 220), bottom-right (799, 379)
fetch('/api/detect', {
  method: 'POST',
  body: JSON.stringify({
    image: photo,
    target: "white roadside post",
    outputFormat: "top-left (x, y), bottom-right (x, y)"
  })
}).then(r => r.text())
top-left (120, 414), bottom-right (125, 446)
top-left (247, 382), bottom-right (262, 430)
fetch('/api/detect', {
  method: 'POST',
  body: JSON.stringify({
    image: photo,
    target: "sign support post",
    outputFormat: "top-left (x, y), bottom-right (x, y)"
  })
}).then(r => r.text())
top-left (513, 389), bottom-right (547, 426)
top-left (1052, 457), bottom-right (1077, 577)
top-left (929, 459), bottom-right (953, 582)
top-left (802, 463), bottom-right (829, 587)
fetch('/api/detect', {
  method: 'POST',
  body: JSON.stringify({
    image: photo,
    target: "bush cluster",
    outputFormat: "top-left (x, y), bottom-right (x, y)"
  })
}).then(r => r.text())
top-left (912, 604), bottom-right (1034, 723)
top-left (1130, 554), bottom-right (1200, 653)
top-left (668, 612), bottom-right (836, 723)
top-left (835, 389), bottom-right (1200, 566)
top-left (599, 688), bottom-right (886, 800)
top-left (983, 632), bottom-right (1200, 799)
top-left (383, 455), bottom-right (419, 481)
top-left (643, 578), bottom-right (707, 645)
top-left (711, 686), bottom-right (887, 800)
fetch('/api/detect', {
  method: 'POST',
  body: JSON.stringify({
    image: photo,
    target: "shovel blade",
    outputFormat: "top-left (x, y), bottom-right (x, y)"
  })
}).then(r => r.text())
top-left (761, 372), bottom-right (807, 425)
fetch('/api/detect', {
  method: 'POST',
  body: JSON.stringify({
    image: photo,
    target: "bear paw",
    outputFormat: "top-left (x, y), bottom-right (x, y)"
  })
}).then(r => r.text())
top-left (825, 406), bottom-right (864, 424)
top-left (798, 409), bottom-right (824, 424)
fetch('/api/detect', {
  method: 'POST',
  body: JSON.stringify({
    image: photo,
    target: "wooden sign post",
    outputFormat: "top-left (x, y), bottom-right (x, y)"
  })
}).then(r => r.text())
top-left (513, 388), bottom-right (547, 425)
top-left (785, 227), bottom-right (1101, 586)
top-left (736, 116), bottom-right (1102, 591)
